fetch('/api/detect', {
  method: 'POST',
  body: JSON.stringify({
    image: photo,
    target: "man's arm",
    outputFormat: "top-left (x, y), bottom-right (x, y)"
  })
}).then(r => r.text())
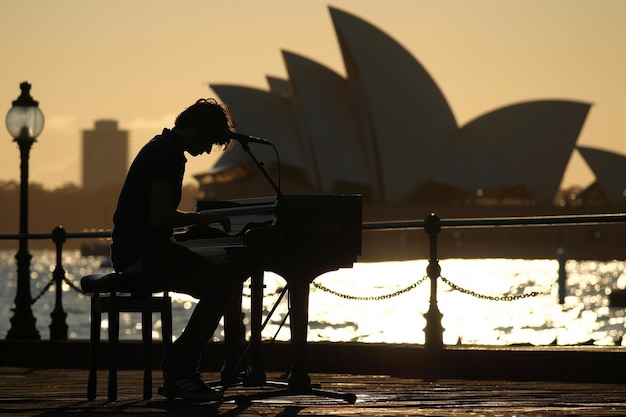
top-left (150, 180), bottom-right (231, 232)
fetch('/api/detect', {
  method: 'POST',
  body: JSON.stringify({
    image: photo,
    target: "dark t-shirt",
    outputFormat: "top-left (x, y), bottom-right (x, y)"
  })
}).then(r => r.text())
top-left (110, 128), bottom-right (186, 270)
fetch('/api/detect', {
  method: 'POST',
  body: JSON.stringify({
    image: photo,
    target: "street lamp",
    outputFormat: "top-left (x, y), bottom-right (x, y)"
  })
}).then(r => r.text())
top-left (6, 81), bottom-right (44, 340)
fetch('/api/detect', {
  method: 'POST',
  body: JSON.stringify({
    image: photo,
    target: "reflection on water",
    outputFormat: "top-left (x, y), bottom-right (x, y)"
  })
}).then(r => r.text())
top-left (0, 250), bottom-right (624, 346)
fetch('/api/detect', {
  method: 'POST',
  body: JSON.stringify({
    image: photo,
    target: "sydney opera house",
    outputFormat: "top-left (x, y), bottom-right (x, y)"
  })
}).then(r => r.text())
top-left (196, 6), bottom-right (626, 260)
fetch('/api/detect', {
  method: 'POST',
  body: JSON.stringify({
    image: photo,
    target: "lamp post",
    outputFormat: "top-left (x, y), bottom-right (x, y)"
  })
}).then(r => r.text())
top-left (6, 81), bottom-right (44, 340)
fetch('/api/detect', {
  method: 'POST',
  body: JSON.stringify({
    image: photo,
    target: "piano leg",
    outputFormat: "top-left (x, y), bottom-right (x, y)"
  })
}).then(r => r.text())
top-left (220, 279), bottom-right (243, 385)
top-left (245, 269), bottom-right (267, 386)
top-left (232, 275), bottom-right (357, 405)
top-left (286, 278), bottom-right (311, 391)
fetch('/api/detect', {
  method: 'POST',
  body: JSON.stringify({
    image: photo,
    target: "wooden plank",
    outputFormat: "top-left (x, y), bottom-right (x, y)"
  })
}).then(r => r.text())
top-left (2, 368), bottom-right (626, 416)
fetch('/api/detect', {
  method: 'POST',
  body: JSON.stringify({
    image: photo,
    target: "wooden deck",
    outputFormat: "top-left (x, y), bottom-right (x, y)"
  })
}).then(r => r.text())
top-left (2, 367), bottom-right (626, 416)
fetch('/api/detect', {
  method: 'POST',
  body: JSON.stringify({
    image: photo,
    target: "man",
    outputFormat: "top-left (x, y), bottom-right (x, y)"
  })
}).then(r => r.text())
top-left (110, 98), bottom-right (249, 401)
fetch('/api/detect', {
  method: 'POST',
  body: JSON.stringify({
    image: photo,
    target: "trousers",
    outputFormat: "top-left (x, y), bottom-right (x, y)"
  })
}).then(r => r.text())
top-left (141, 240), bottom-right (250, 378)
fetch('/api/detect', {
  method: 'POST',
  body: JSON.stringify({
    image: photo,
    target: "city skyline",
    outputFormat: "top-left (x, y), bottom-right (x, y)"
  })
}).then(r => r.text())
top-left (1, 0), bottom-right (624, 190)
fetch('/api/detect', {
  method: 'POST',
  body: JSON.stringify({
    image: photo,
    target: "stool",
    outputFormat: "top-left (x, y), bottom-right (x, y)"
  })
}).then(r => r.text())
top-left (81, 272), bottom-right (173, 401)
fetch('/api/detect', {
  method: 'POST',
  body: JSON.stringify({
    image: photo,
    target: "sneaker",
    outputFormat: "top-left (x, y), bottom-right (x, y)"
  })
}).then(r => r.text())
top-left (164, 374), bottom-right (223, 402)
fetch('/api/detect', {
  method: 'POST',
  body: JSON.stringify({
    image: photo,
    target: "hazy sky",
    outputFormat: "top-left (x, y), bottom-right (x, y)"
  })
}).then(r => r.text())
top-left (1, 0), bottom-right (624, 190)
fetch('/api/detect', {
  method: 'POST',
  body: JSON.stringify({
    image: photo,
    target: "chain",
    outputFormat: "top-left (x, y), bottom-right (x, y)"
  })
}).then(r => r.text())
top-left (28, 271), bottom-right (547, 306)
top-left (30, 276), bottom-right (86, 305)
top-left (63, 277), bottom-right (85, 294)
top-left (241, 288), bottom-right (285, 299)
top-left (30, 278), bottom-right (54, 305)
top-left (312, 275), bottom-right (428, 301)
top-left (440, 275), bottom-right (549, 301)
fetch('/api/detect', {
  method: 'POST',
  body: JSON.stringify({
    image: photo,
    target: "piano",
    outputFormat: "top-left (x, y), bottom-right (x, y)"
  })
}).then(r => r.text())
top-left (175, 194), bottom-right (362, 391)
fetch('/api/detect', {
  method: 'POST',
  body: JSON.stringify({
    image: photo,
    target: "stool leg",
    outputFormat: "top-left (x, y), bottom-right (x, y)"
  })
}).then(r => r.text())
top-left (142, 304), bottom-right (152, 400)
top-left (161, 295), bottom-right (173, 399)
top-left (87, 295), bottom-right (101, 401)
top-left (108, 295), bottom-right (119, 401)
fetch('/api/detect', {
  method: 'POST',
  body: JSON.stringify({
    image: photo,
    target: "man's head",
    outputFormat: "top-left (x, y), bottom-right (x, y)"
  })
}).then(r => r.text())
top-left (174, 98), bottom-right (235, 156)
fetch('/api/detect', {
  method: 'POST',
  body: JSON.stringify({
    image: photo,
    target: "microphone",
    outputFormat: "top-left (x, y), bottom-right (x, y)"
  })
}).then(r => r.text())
top-left (227, 130), bottom-right (271, 145)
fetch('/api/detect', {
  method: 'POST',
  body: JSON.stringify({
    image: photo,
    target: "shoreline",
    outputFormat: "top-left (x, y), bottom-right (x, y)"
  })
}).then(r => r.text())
top-left (2, 340), bottom-right (625, 383)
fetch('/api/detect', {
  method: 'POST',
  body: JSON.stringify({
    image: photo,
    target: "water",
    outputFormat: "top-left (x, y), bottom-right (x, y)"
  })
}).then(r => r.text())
top-left (1, 249), bottom-right (625, 346)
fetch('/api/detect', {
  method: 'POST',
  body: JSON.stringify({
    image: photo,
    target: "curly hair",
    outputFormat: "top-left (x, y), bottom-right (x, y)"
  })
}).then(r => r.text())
top-left (174, 98), bottom-right (235, 148)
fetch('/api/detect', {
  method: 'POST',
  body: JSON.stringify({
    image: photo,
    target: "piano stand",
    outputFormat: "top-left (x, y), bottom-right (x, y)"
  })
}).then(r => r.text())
top-left (233, 383), bottom-right (357, 406)
top-left (220, 270), bottom-right (357, 405)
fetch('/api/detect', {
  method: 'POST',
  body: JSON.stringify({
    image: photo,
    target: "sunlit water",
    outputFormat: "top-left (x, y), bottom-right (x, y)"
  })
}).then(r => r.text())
top-left (1, 249), bottom-right (625, 346)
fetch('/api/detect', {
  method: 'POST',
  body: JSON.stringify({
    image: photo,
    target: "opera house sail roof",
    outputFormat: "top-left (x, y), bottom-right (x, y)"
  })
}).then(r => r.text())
top-left (200, 5), bottom-right (624, 211)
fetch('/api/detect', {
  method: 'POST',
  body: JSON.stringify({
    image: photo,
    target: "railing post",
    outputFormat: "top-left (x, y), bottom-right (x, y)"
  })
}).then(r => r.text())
top-left (49, 226), bottom-right (68, 340)
top-left (424, 213), bottom-right (444, 349)
top-left (557, 248), bottom-right (568, 305)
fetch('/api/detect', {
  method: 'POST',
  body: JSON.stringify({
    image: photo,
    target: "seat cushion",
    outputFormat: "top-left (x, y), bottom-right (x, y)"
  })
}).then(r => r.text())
top-left (81, 273), bottom-right (153, 295)
top-left (80, 273), bottom-right (112, 293)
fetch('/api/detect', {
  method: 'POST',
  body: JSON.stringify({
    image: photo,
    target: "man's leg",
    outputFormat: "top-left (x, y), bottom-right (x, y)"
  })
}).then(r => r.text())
top-left (143, 242), bottom-right (247, 380)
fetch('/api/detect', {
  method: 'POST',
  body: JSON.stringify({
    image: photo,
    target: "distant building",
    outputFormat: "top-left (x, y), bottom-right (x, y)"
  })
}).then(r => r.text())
top-left (81, 120), bottom-right (128, 192)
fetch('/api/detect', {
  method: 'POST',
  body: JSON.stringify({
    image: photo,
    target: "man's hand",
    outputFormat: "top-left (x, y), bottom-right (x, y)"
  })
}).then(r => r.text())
top-left (198, 213), bottom-right (231, 234)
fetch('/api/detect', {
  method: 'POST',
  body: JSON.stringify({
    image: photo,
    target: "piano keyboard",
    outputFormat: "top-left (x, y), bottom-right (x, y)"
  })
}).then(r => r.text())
top-left (175, 196), bottom-right (277, 263)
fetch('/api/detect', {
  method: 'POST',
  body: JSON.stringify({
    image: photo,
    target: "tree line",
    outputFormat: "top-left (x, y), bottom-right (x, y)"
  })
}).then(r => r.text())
top-left (0, 180), bottom-right (200, 250)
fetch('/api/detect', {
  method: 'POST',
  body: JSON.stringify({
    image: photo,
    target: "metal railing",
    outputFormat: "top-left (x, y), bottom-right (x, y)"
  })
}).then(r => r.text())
top-left (1, 212), bottom-right (625, 348)
top-left (0, 226), bottom-right (110, 340)
top-left (365, 212), bottom-right (626, 348)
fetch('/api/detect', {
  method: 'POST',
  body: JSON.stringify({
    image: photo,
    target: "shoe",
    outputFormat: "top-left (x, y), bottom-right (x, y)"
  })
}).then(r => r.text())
top-left (164, 374), bottom-right (223, 402)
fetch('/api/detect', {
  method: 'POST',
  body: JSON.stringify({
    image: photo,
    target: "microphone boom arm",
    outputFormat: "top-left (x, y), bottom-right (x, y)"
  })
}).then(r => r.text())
top-left (239, 141), bottom-right (283, 197)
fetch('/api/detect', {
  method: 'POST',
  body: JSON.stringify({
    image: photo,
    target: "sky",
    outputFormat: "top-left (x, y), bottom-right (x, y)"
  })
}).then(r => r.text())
top-left (1, 0), bottom-right (625, 191)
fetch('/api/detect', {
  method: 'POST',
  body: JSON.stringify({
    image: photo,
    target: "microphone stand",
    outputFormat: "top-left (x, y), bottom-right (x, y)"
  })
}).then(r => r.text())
top-left (240, 141), bottom-right (283, 197)
top-left (228, 140), bottom-right (285, 389)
